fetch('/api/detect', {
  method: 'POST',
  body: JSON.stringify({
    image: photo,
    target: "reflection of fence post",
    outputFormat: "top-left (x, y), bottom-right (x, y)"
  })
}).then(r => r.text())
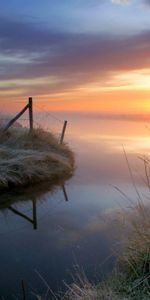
top-left (28, 97), bottom-right (33, 132)
top-left (62, 185), bottom-right (69, 201)
top-left (60, 120), bottom-right (67, 144)
top-left (32, 198), bottom-right (37, 230)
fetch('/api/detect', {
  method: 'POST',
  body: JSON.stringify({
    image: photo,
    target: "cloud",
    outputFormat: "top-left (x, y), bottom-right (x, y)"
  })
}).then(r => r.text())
top-left (144, 0), bottom-right (150, 5)
top-left (111, 0), bottom-right (150, 5)
top-left (0, 16), bottom-right (150, 96)
top-left (111, 0), bottom-right (130, 4)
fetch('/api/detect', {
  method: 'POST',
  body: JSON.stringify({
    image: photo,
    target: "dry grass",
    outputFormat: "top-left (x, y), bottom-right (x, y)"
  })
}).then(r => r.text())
top-left (0, 126), bottom-right (74, 189)
top-left (60, 154), bottom-right (150, 300)
top-left (114, 203), bottom-right (150, 299)
top-left (35, 268), bottom-right (122, 300)
top-left (62, 281), bottom-right (121, 300)
top-left (60, 203), bottom-right (150, 300)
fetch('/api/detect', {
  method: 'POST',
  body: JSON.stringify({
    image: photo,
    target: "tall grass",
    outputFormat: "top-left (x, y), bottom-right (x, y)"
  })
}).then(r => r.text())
top-left (97, 153), bottom-right (150, 299)
top-left (59, 154), bottom-right (150, 299)
top-left (0, 126), bottom-right (74, 189)
top-left (34, 267), bottom-right (121, 300)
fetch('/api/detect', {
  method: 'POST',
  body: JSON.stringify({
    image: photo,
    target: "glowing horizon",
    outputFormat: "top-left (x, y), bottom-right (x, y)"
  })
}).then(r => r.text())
top-left (0, 0), bottom-right (150, 116)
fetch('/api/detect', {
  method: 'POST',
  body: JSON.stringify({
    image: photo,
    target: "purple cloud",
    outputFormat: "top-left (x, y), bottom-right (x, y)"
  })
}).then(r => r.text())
top-left (0, 17), bottom-right (150, 95)
top-left (145, 0), bottom-right (150, 5)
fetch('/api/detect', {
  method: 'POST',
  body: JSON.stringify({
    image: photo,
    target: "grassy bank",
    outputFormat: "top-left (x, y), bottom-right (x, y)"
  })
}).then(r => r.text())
top-left (0, 126), bottom-right (74, 189)
top-left (61, 201), bottom-right (150, 299)
top-left (97, 205), bottom-right (150, 299)
top-left (62, 200), bottom-right (150, 300)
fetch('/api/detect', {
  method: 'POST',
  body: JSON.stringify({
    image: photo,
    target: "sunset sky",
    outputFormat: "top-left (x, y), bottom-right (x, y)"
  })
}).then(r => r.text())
top-left (1, 0), bottom-right (150, 114)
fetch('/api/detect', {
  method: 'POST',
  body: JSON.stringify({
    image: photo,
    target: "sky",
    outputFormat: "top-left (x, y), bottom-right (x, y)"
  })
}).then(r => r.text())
top-left (1, 0), bottom-right (150, 114)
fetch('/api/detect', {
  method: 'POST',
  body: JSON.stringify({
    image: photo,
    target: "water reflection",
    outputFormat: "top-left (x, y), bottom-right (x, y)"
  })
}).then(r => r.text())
top-left (0, 176), bottom-right (117, 298)
top-left (1, 116), bottom-right (150, 298)
top-left (8, 200), bottom-right (37, 230)
top-left (0, 181), bottom-right (69, 231)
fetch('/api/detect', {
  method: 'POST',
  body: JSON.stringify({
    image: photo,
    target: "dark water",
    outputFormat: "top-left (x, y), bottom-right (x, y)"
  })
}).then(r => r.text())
top-left (0, 115), bottom-right (149, 298)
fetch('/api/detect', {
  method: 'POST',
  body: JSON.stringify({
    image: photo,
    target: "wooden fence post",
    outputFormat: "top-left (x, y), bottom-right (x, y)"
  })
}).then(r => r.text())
top-left (4, 103), bottom-right (29, 131)
top-left (60, 120), bottom-right (67, 144)
top-left (28, 97), bottom-right (33, 131)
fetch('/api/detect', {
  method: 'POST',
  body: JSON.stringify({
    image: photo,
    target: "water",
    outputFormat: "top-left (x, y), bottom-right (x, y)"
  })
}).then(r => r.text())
top-left (0, 114), bottom-right (150, 298)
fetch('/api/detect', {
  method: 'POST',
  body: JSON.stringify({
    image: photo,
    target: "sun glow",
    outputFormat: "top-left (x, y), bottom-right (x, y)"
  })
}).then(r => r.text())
top-left (114, 69), bottom-right (150, 90)
top-left (1, 68), bottom-right (150, 115)
top-left (79, 69), bottom-right (150, 93)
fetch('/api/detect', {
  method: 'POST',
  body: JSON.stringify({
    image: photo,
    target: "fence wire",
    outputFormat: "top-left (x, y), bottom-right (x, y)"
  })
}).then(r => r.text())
top-left (0, 99), bottom-right (66, 140)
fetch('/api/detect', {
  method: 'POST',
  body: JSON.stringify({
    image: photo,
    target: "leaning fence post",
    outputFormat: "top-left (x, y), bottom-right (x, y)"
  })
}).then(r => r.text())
top-left (4, 103), bottom-right (29, 131)
top-left (28, 97), bottom-right (33, 131)
top-left (60, 120), bottom-right (67, 144)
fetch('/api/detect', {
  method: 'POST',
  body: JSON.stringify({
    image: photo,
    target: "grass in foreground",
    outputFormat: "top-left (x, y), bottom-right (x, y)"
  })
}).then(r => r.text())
top-left (0, 126), bottom-right (74, 189)
top-left (58, 203), bottom-right (150, 300)
top-left (59, 160), bottom-right (150, 299)
top-left (34, 203), bottom-right (150, 299)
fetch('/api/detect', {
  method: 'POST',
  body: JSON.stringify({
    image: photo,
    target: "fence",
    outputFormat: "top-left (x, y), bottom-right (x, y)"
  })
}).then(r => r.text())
top-left (2, 97), bottom-right (68, 144)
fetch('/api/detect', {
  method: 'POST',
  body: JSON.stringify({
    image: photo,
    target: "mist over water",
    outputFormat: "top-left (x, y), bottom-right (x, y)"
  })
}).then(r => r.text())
top-left (0, 113), bottom-right (150, 298)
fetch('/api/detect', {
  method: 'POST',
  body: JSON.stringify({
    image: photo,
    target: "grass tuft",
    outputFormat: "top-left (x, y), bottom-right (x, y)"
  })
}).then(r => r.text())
top-left (0, 126), bottom-right (74, 189)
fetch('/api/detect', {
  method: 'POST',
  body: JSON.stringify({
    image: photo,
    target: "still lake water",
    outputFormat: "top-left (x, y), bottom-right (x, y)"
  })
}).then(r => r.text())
top-left (0, 113), bottom-right (150, 298)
